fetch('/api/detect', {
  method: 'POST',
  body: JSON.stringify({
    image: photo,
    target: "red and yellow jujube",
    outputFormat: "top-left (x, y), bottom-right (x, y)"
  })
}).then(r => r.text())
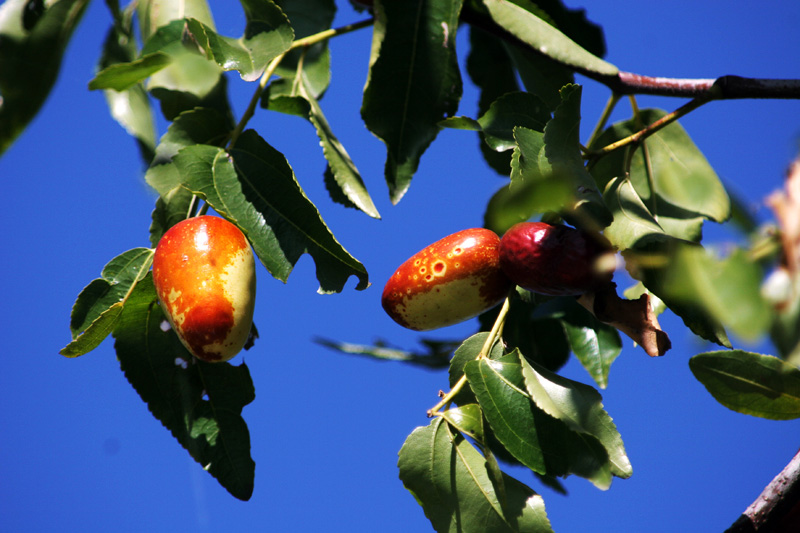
top-left (152, 215), bottom-right (256, 362)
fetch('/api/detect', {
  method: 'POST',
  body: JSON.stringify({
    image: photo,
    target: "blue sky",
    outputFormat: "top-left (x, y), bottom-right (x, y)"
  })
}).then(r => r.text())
top-left (2, 1), bottom-right (799, 531)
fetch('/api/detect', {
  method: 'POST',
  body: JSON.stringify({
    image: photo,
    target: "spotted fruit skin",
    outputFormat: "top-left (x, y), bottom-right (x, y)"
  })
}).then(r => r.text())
top-left (499, 222), bottom-right (612, 296)
top-left (382, 228), bottom-right (512, 331)
top-left (152, 215), bottom-right (256, 362)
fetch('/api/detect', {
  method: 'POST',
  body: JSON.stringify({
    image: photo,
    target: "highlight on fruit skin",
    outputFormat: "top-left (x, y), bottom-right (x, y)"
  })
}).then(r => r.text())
top-left (499, 221), bottom-right (614, 296)
top-left (152, 215), bottom-right (256, 363)
top-left (381, 228), bottom-right (512, 331)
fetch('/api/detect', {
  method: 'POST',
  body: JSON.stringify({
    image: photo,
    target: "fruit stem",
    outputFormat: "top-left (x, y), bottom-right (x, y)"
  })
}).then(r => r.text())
top-left (426, 295), bottom-right (513, 417)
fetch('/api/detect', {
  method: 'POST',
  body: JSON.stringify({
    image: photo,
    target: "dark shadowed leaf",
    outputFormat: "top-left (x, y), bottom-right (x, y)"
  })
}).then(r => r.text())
top-left (690, 350), bottom-right (800, 420)
top-left (172, 131), bottom-right (368, 292)
top-left (113, 275), bottom-right (256, 500)
top-left (361, 0), bottom-right (463, 203)
top-left (61, 248), bottom-right (155, 357)
top-left (481, 0), bottom-right (616, 77)
top-left (478, 92), bottom-right (551, 152)
top-left (0, 0), bottom-right (90, 154)
top-left (398, 418), bottom-right (553, 533)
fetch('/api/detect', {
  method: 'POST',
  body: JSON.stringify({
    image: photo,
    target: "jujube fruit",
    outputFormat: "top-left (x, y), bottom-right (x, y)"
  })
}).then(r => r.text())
top-left (152, 215), bottom-right (256, 362)
top-left (382, 228), bottom-right (512, 331)
top-left (499, 221), bottom-right (613, 296)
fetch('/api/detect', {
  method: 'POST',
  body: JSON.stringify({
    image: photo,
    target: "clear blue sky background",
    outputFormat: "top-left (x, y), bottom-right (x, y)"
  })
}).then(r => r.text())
top-left (2, 1), bottom-right (800, 531)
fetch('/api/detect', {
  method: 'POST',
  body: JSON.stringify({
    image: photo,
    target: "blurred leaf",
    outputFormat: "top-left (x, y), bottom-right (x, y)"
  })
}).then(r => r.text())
top-left (137, 0), bottom-right (216, 41)
top-left (518, 354), bottom-right (631, 478)
top-left (398, 418), bottom-right (553, 533)
top-left (591, 109), bottom-right (731, 237)
top-left (89, 52), bottom-right (172, 91)
top-left (274, 0), bottom-right (336, 98)
top-left (173, 130), bottom-right (369, 292)
top-left (185, 0), bottom-right (294, 82)
top-left (465, 353), bottom-right (612, 487)
top-left (543, 84), bottom-right (612, 230)
top-left (94, 4), bottom-right (158, 164)
top-left (527, 0), bottom-right (607, 59)
top-left (361, 0), bottom-right (463, 203)
top-left (0, 0), bottom-right (90, 154)
top-left (313, 337), bottom-right (455, 369)
top-left (690, 350), bottom-right (800, 420)
top-left (113, 275), bottom-right (256, 500)
top-left (662, 246), bottom-right (771, 341)
top-left (63, 248), bottom-right (155, 357)
top-left (481, 0), bottom-right (617, 77)
top-left (623, 240), bottom-right (731, 348)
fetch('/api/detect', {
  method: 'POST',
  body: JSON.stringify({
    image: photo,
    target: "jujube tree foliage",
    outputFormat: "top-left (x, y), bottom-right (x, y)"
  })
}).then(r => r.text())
top-left (3, 0), bottom-right (800, 530)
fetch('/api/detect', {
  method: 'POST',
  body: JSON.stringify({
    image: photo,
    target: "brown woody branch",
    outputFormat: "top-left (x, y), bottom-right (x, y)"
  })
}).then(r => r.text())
top-left (725, 448), bottom-right (800, 533)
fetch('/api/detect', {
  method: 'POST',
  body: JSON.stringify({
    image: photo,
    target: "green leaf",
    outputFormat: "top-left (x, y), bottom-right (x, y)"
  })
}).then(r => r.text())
top-left (623, 240), bottom-right (731, 348)
top-left (63, 248), bottom-right (155, 356)
top-left (449, 332), bottom-right (505, 406)
top-left (89, 52), bottom-right (172, 91)
top-left (518, 354), bottom-right (632, 479)
top-left (0, 0), bottom-right (90, 154)
top-left (690, 350), bottom-right (800, 420)
top-left (299, 78), bottom-right (380, 218)
top-left (361, 0), bottom-right (463, 203)
top-left (602, 176), bottom-right (666, 251)
top-left (273, 0), bottom-right (336, 98)
top-left (591, 109), bottom-right (731, 233)
top-left (543, 84), bottom-right (612, 229)
top-left (173, 131), bottom-right (369, 293)
top-left (149, 187), bottom-right (196, 248)
top-left (398, 418), bottom-right (553, 533)
top-left (662, 246), bottom-right (772, 341)
top-left (477, 92), bottom-right (551, 152)
top-left (137, 0), bottom-right (216, 42)
top-left (313, 337), bottom-right (456, 369)
top-left (481, 0), bottom-right (617, 77)
top-left (465, 354), bottom-right (612, 487)
top-left (185, 0), bottom-right (293, 82)
top-left (112, 275), bottom-right (256, 500)
top-left (442, 404), bottom-right (485, 442)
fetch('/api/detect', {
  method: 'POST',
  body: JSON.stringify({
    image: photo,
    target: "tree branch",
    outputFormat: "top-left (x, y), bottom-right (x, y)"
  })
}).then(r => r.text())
top-left (725, 448), bottom-right (800, 533)
top-left (461, 8), bottom-right (800, 100)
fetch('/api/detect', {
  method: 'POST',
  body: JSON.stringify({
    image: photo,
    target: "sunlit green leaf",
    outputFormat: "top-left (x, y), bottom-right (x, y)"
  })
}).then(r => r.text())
top-left (442, 404), bottom-right (485, 442)
top-left (66, 248), bottom-right (155, 345)
top-left (465, 354), bottom-right (612, 487)
top-left (449, 332), bottom-right (505, 406)
top-left (0, 0), bottom-right (90, 154)
top-left (362, 0), bottom-right (463, 203)
top-left (481, 0), bottom-right (617, 77)
top-left (690, 350), bottom-right (800, 420)
top-left (602, 176), bottom-right (666, 251)
top-left (137, 0), bottom-right (216, 42)
top-left (112, 275), bottom-right (256, 500)
top-left (172, 131), bottom-right (369, 293)
top-left (60, 303), bottom-right (124, 357)
top-left (398, 418), bottom-right (553, 533)
top-left (518, 354), bottom-right (631, 478)
top-left (591, 109), bottom-right (731, 235)
top-left (89, 52), bottom-right (171, 91)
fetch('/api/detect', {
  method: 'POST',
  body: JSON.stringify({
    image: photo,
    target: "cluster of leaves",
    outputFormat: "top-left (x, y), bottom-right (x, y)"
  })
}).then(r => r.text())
top-left (3, 0), bottom-right (800, 529)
